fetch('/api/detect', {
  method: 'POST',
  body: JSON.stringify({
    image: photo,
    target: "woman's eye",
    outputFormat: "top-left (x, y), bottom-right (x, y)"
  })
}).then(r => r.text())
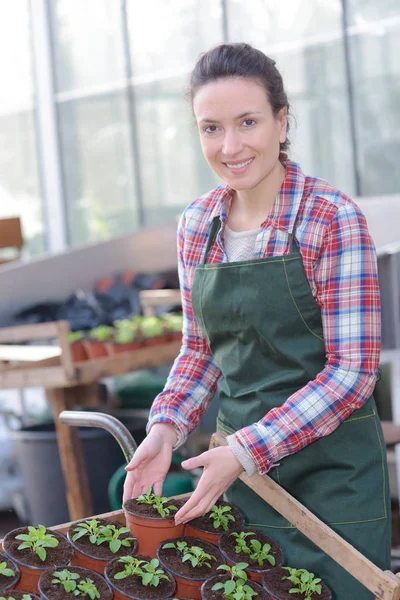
top-left (204, 125), bottom-right (218, 134)
top-left (243, 119), bottom-right (256, 127)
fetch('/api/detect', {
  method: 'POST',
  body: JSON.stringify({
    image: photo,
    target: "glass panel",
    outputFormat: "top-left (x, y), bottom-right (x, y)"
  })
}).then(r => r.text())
top-left (227, 0), bottom-right (356, 195)
top-left (50, 0), bottom-right (126, 92)
top-left (347, 1), bottom-right (400, 195)
top-left (0, 1), bottom-right (45, 257)
top-left (58, 93), bottom-right (138, 247)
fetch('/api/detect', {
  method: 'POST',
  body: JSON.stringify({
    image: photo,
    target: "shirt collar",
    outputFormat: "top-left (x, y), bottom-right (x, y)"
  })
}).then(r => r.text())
top-left (208, 161), bottom-right (306, 234)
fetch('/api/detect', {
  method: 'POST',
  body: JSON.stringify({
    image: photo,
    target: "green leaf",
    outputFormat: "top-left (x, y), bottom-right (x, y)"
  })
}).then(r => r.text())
top-left (162, 543), bottom-right (176, 549)
top-left (142, 573), bottom-right (153, 586)
top-left (235, 563), bottom-right (249, 571)
top-left (36, 547), bottom-right (46, 561)
top-left (89, 535), bottom-right (97, 544)
top-left (225, 580), bottom-right (236, 594)
top-left (110, 539), bottom-right (121, 553)
top-left (15, 534), bottom-right (32, 542)
top-left (212, 583), bottom-right (224, 591)
top-left (113, 572), bottom-right (128, 580)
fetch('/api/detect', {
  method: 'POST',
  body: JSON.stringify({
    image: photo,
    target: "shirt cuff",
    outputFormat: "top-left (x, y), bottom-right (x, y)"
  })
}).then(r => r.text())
top-left (227, 433), bottom-right (258, 477)
top-left (146, 416), bottom-right (187, 451)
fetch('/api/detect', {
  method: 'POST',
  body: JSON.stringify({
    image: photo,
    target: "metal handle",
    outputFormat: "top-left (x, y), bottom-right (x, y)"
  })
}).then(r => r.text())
top-left (59, 410), bottom-right (137, 463)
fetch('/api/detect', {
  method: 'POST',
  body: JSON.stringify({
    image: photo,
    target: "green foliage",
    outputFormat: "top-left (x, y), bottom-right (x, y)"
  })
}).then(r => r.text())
top-left (0, 561), bottom-right (15, 578)
top-left (209, 505), bottom-right (236, 531)
top-left (52, 569), bottom-right (80, 594)
top-left (136, 487), bottom-right (177, 518)
top-left (248, 539), bottom-right (275, 567)
top-left (162, 541), bottom-right (216, 568)
top-left (76, 578), bottom-right (100, 599)
top-left (89, 326), bottom-right (114, 342)
top-left (15, 525), bottom-right (59, 561)
top-left (161, 313), bottom-right (183, 333)
top-left (114, 557), bottom-right (169, 587)
top-left (1, 596), bottom-right (32, 600)
top-left (68, 331), bottom-right (84, 344)
top-left (72, 520), bottom-right (134, 554)
top-left (140, 317), bottom-right (164, 338)
top-left (229, 531), bottom-right (256, 555)
top-left (282, 567), bottom-right (322, 600)
top-left (113, 320), bottom-right (139, 344)
top-left (213, 563), bottom-right (257, 600)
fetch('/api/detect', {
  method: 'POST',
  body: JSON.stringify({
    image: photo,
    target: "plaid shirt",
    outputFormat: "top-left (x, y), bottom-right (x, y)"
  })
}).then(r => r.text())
top-left (148, 161), bottom-right (381, 475)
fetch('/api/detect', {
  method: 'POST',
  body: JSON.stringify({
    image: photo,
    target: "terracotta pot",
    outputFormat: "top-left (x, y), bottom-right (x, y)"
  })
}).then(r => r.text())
top-left (70, 340), bottom-right (87, 362)
top-left (218, 527), bottom-right (284, 584)
top-left (107, 340), bottom-right (143, 355)
top-left (123, 507), bottom-right (184, 558)
top-left (2, 528), bottom-right (74, 594)
top-left (67, 518), bottom-right (138, 574)
top-left (167, 332), bottom-right (182, 342)
top-left (262, 567), bottom-right (332, 600)
top-left (104, 555), bottom-right (176, 600)
top-left (201, 573), bottom-right (271, 600)
top-left (0, 552), bottom-right (21, 592)
top-left (38, 565), bottom-right (113, 600)
top-left (142, 335), bottom-right (169, 347)
top-left (82, 339), bottom-right (109, 359)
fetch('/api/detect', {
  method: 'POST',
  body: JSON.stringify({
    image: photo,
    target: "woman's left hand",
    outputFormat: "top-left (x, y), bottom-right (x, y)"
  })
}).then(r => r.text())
top-left (174, 446), bottom-right (243, 525)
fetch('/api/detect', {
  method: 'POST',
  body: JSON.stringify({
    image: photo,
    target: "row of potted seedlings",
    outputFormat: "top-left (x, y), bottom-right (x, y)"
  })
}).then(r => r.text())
top-left (0, 490), bottom-right (332, 600)
top-left (68, 313), bottom-right (183, 362)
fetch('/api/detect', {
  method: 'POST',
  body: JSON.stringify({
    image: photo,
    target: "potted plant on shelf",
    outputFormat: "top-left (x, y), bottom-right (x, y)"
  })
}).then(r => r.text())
top-left (219, 528), bottom-right (284, 583)
top-left (201, 562), bottom-right (271, 600)
top-left (157, 536), bottom-right (224, 600)
top-left (139, 317), bottom-right (168, 347)
top-left (185, 500), bottom-right (244, 546)
top-left (108, 321), bottom-right (142, 355)
top-left (68, 331), bottom-right (88, 362)
top-left (104, 555), bottom-right (176, 600)
top-left (0, 554), bottom-right (20, 592)
top-left (123, 488), bottom-right (185, 558)
top-left (262, 567), bottom-right (332, 600)
top-left (83, 326), bottom-right (114, 359)
top-left (67, 518), bottom-right (137, 574)
top-left (2, 525), bottom-right (74, 593)
top-left (161, 314), bottom-right (183, 342)
top-left (38, 566), bottom-right (113, 600)
top-left (0, 592), bottom-right (40, 600)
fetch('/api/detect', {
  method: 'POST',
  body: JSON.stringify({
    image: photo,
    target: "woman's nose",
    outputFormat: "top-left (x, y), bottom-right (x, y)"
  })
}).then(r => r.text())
top-left (222, 131), bottom-right (244, 156)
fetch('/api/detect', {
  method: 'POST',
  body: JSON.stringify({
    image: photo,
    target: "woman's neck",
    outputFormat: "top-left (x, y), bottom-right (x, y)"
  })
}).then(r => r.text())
top-left (228, 160), bottom-right (286, 232)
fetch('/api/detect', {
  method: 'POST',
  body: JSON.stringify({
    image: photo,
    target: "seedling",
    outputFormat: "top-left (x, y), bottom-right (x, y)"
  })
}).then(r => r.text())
top-left (209, 505), bottom-right (235, 531)
top-left (72, 520), bottom-right (134, 553)
top-left (72, 520), bottom-right (102, 544)
top-left (162, 541), bottom-right (216, 568)
top-left (229, 531), bottom-right (256, 555)
top-left (76, 578), bottom-right (100, 599)
top-left (0, 561), bottom-right (15, 577)
top-left (282, 567), bottom-right (322, 600)
top-left (113, 556), bottom-right (146, 579)
top-left (248, 539), bottom-right (275, 567)
top-left (52, 569), bottom-right (80, 594)
top-left (136, 487), bottom-right (177, 518)
top-left (139, 559), bottom-right (170, 587)
top-left (213, 563), bottom-right (257, 600)
top-left (15, 525), bottom-right (59, 561)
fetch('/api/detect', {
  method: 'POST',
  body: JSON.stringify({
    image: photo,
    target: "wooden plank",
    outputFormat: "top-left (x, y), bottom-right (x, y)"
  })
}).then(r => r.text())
top-left (0, 365), bottom-right (71, 388)
top-left (209, 432), bottom-right (400, 600)
top-left (74, 341), bottom-right (181, 384)
top-left (48, 388), bottom-right (93, 521)
top-left (0, 344), bottom-right (61, 362)
top-left (55, 321), bottom-right (75, 381)
top-left (0, 321), bottom-right (67, 343)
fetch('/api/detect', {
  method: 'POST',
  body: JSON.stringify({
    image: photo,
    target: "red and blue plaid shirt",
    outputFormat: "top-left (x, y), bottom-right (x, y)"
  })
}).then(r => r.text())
top-left (148, 161), bottom-right (381, 474)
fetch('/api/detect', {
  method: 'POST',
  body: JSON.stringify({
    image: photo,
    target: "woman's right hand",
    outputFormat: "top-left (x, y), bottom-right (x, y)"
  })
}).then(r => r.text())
top-left (122, 423), bottom-right (177, 503)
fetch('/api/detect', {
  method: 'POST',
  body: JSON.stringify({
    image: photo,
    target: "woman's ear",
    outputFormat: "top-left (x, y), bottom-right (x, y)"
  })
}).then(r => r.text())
top-left (279, 107), bottom-right (288, 144)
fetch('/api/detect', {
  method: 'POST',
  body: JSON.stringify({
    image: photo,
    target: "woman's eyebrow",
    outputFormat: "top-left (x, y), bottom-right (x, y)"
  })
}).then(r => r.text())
top-left (198, 111), bottom-right (263, 124)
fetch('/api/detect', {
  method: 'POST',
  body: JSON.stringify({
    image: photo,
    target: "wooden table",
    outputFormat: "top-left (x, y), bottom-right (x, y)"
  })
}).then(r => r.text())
top-left (0, 319), bottom-right (181, 522)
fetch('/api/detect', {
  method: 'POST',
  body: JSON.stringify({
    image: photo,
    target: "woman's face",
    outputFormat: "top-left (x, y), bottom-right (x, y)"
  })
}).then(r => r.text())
top-left (193, 77), bottom-right (287, 191)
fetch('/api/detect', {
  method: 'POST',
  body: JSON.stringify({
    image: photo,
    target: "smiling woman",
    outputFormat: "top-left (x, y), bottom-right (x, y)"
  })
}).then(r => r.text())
top-left (123, 42), bottom-right (391, 600)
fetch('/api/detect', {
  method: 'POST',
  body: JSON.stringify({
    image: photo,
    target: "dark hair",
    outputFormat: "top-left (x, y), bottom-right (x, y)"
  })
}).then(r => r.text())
top-left (188, 42), bottom-right (291, 161)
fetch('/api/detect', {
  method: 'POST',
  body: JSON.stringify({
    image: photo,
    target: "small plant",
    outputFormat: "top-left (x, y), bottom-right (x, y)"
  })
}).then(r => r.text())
top-left (52, 569), bottom-right (80, 594)
top-left (140, 317), bottom-right (164, 338)
top-left (0, 561), bottom-right (15, 577)
top-left (248, 539), bottom-right (275, 567)
top-left (139, 559), bottom-right (170, 587)
top-left (229, 531), bottom-right (256, 555)
top-left (282, 567), bottom-right (322, 600)
top-left (209, 505), bottom-right (236, 531)
top-left (72, 519), bottom-right (101, 544)
top-left (76, 578), bottom-right (100, 599)
top-left (89, 326), bottom-right (114, 342)
top-left (162, 541), bottom-right (216, 568)
top-left (113, 320), bottom-right (139, 344)
top-left (68, 331), bottom-right (84, 344)
top-left (15, 525), bottom-right (59, 561)
top-left (72, 520), bottom-right (134, 553)
top-left (113, 556), bottom-right (146, 579)
top-left (136, 487), bottom-right (177, 518)
top-left (212, 563), bottom-right (257, 600)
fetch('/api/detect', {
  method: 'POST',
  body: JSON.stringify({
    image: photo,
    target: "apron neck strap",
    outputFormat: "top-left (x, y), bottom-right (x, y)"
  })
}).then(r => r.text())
top-left (202, 217), bottom-right (221, 264)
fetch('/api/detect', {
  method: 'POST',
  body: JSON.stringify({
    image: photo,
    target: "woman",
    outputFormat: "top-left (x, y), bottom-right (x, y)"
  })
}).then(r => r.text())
top-left (123, 43), bottom-right (390, 599)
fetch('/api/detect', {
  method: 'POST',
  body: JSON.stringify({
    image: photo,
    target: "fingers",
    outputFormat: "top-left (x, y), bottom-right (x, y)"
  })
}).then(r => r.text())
top-left (180, 450), bottom-right (211, 471)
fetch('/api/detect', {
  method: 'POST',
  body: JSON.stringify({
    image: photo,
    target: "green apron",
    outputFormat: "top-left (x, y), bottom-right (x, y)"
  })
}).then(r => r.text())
top-left (191, 216), bottom-right (391, 600)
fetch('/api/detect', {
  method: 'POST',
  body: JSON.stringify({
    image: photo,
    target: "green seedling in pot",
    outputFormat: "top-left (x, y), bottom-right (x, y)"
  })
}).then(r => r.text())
top-left (113, 556), bottom-right (146, 579)
top-left (68, 331), bottom-right (84, 344)
top-left (0, 561), bottom-right (15, 578)
top-left (136, 487), bottom-right (177, 518)
top-left (212, 563), bottom-right (257, 600)
top-left (76, 578), bottom-right (100, 600)
top-left (52, 569), bottom-right (80, 594)
top-left (140, 317), bottom-right (164, 338)
top-left (282, 567), bottom-right (322, 600)
top-left (138, 559), bottom-right (170, 587)
top-left (248, 539), bottom-right (275, 567)
top-left (72, 519), bottom-right (101, 544)
top-left (229, 531), bottom-right (256, 555)
top-left (15, 525), bottom-right (59, 561)
top-left (162, 541), bottom-right (216, 568)
top-left (88, 326), bottom-right (114, 342)
top-left (161, 313), bottom-right (183, 332)
top-left (209, 505), bottom-right (236, 531)
top-left (96, 524), bottom-right (134, 553)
